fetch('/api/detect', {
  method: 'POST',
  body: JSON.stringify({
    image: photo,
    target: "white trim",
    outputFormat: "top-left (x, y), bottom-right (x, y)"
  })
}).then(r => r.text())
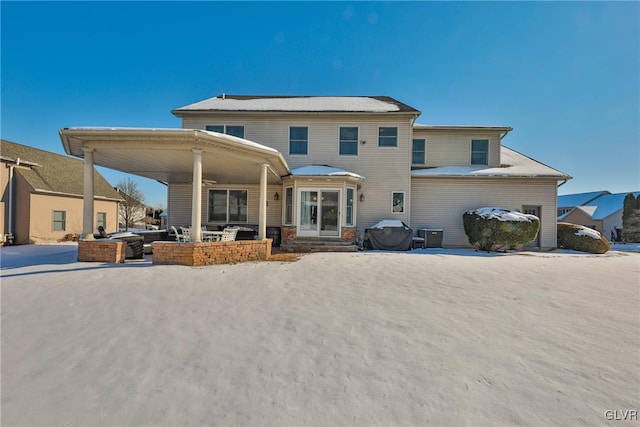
top-left (283, 186), bottom-right (294, 225)
top-left (296, 187), bottom-right (342, 238)
top-left (411, 138), bottom-right (426, 165)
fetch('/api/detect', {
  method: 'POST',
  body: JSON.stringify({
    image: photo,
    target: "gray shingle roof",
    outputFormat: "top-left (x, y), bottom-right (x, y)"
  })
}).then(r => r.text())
top-left (173, 95), bottom-right (420, 114)
top-left (1, 139), bottom-right (122, 200)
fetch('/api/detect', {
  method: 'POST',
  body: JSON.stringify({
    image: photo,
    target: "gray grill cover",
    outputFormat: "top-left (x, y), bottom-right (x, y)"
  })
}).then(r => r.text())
top-left (364, 222), bottom-right (413, 251)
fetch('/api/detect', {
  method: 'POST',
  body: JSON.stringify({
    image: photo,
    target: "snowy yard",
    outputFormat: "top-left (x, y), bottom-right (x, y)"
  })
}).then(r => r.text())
top-left (1, 244), bottom-right (639, 426)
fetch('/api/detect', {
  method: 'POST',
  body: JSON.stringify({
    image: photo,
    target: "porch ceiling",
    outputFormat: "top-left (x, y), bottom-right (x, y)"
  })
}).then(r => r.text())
top-left (59, 127), bottom-right (290, 185)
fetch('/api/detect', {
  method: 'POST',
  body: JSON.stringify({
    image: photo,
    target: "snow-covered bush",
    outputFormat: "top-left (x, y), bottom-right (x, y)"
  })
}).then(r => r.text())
top-left (463, 207), bottom-right (540, 252)
top-left (557, 222), bottom-right (610, 254)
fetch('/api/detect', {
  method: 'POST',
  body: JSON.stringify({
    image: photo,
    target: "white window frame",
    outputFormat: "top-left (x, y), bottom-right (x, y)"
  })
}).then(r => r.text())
top-left (52, 210), bottom-right (66, 231)
top-left (289, 126), bottom-right (309, 156)
top-left (378, 126), bottom-right (398, 148)
top-left (391, 191), bottom-right (405, 214)
top-left (470, 139), bottom-right (489, 165)
top-left (208, 189), bottom-right (249, 223)
top-left (412, 138), bottom-right (426, 165)
top-left (345, 187), bottom-right (356, 226)
top-left (338, 126), bottom-right (359, 156)
top-left (283, 186), bottom-right (294, 225)
top-left (205, 124), bottom-right (245, 138)
top-left (96, 212), bottom-right (107, 229)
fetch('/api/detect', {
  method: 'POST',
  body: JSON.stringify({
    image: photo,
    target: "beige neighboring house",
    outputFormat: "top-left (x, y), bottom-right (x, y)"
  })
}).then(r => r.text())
top-left (59, 95), bottom-right (571, 249)
top-left (1, 139), bottom-right (121, 244)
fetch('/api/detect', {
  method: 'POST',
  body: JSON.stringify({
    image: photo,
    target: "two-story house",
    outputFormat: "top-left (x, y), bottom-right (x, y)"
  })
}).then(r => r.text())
top-left (59, 95), bottom-right (570, 252)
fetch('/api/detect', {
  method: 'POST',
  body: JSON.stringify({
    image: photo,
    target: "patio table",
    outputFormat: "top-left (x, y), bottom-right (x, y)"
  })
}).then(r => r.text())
top-left (202, 230), bottom-right (223, 242)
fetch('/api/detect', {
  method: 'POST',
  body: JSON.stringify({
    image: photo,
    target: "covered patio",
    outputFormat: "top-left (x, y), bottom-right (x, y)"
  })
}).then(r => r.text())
top-left (59, 127), bottom-right (290, 265)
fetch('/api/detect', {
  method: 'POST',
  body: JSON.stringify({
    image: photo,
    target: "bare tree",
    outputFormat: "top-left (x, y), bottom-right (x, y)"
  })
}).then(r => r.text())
top-left (116, 178), bottom-right (146, 231)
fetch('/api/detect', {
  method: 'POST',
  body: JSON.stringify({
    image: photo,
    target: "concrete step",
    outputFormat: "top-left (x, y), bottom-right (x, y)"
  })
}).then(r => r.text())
top-left (280, 239), bottom-right (359, 253)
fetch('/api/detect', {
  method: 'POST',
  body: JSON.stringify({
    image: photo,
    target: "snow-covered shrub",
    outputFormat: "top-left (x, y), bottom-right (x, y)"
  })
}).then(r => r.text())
top-left (463, 207), bottom-right (540, 252)
top-left (557, 222), bottom-right (610, 254)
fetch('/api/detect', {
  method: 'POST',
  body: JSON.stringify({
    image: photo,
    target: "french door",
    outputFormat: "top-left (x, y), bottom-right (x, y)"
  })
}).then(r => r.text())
top-left (298, 189), bottom-right (341, 237)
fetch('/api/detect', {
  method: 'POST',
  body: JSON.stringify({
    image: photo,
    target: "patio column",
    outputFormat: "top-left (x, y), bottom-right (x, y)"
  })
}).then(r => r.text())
top-left (259, 163), bottom-right (268, 240)
top-left (82, 148), bottom-right (95, 240)
top-left (191, 149), bottom-right (203, 243)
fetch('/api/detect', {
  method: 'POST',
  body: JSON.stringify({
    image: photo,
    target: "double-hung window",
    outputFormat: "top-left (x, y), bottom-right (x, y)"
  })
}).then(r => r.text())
top-left (471, 139), bottom-right (489, 165)
top-left (392, 192), bottom-right (405, 214)
top-left (205, 125), bottom-right (245, 138)
top-left (378, 127), bottom-right (398, 147)
top-left (289, 127), bottom-right (308, 155)
top-left (412, 139), bottom-right (426, 165)
top-left (96, 212), bottom-right (107, 229)
top-left (339, 127), bottom-right (358, 156)
top-left (208, 189), bottom-right (248, 223)
top-left (53, 210), bottom-right (66, 231)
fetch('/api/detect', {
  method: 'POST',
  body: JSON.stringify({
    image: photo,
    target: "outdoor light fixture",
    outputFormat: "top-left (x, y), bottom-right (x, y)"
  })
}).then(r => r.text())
top-left (359, 193), bottom-right (365, 202)
top-left (274, 192), bottom-right (279, 201)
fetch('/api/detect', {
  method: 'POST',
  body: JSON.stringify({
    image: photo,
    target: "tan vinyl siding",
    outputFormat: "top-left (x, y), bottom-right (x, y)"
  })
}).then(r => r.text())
top-left (412, 130), bottom-right (501, 168)
top-left (183, 113), bottom-right (413, 229)
top-left (411, 178), bottom-right (559, 248)
top-left (168, 183), bottom-right (282, 228)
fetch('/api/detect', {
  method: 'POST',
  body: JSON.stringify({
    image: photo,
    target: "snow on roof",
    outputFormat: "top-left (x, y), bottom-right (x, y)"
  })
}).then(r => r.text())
top-left (411, 146), bottom-right (570, 179)
top-left (557, 191), bottom-right (610, 208)
top-left (467, 207), bottom-right (538, 222)
top-left (575, 192), bottom-right (640, 220)
top-left (413, 124), bottom-right (512, 132)
top-left (289, 165), bottom-right (365, 180)
top-left (173, 95), bottom-right (418, 113)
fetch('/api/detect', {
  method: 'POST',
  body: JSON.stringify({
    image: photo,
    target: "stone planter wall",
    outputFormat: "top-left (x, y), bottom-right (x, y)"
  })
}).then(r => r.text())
top-left (78, 240), bottom-right (125, 263)
top-left (152, 239), bottom-right (272, 266)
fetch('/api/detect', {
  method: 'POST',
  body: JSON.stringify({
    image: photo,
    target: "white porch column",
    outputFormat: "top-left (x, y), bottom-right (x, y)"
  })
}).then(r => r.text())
top-left (191, 149), bottom-right (203, 243)
top-left (259, 164), bottom-right (268, 240)
top-left (82, 148), bottom-right (95, 240)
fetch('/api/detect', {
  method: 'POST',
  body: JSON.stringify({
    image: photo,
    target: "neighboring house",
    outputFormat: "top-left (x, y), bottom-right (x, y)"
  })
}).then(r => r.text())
top-left (59, 94), bottom-right (571, 249)
top-left (1, 139), bottom-right (121, 244)
top-left (559, 191), bottom-right (640, 239)
top-left (557, 191), bottom-right (610, 218)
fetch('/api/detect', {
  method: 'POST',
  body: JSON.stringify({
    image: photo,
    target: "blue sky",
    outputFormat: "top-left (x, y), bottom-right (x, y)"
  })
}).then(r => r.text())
top-left (2, 1), bottom-right (638, 207)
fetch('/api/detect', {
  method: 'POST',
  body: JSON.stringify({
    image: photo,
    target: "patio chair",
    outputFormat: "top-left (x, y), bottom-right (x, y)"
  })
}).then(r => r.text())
top-left (180, 227), bottom-right (192, 242)
top-left (220, 227), bottom-right (238, 242)
top-left (171, 225), bottom-right (189, 242)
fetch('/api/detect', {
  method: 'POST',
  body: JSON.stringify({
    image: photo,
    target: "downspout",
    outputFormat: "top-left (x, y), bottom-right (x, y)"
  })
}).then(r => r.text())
top-left (499, 129), bottom-right (512, 140)
top-left (6, 160), bottom-right (16, 243)
top-left (557, 179), bottom-right (568, 187)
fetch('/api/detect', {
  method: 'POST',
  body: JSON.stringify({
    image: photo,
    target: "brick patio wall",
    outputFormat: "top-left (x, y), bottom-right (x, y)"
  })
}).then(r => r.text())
top-left (282, 226), bottom-right (297, 242)
top-left (78, 239), bottom-right (125, 263)
top-left (341, 227), bottom-right (356, 242)
top-left (152, 239), bottom-right (273, 266)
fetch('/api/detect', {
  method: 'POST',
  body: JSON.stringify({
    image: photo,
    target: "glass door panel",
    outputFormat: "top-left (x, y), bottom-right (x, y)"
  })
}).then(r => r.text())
top-left (319, 191), bottom-right (340, 236)
top-left (299, 191), bottom-right (318, 235)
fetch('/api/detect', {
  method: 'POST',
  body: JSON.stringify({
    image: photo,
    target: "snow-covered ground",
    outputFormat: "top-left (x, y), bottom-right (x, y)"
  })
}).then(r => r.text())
top-left (1, 243), bottom-right (639, 426)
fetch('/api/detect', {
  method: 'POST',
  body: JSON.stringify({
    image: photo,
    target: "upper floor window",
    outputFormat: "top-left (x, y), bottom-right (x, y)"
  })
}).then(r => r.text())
top-left (378, 127), bottom-right (398, 147)
top-left (208, 189), bottom-right (248, 223)
top-left (96, 212), bottom-right (107, 229)
top-left (412, 139), bottom-right (426, 165)
top-left (205, 125), bottom-right (245, 138)
top-left (289, 127), bottom-right (308, 155)
top-left (471, 139), bottom-right (489, 165)
top-left (52, 210), bottom-right (66, 231)
top-left (339, 127), bottom-right (358, 156)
